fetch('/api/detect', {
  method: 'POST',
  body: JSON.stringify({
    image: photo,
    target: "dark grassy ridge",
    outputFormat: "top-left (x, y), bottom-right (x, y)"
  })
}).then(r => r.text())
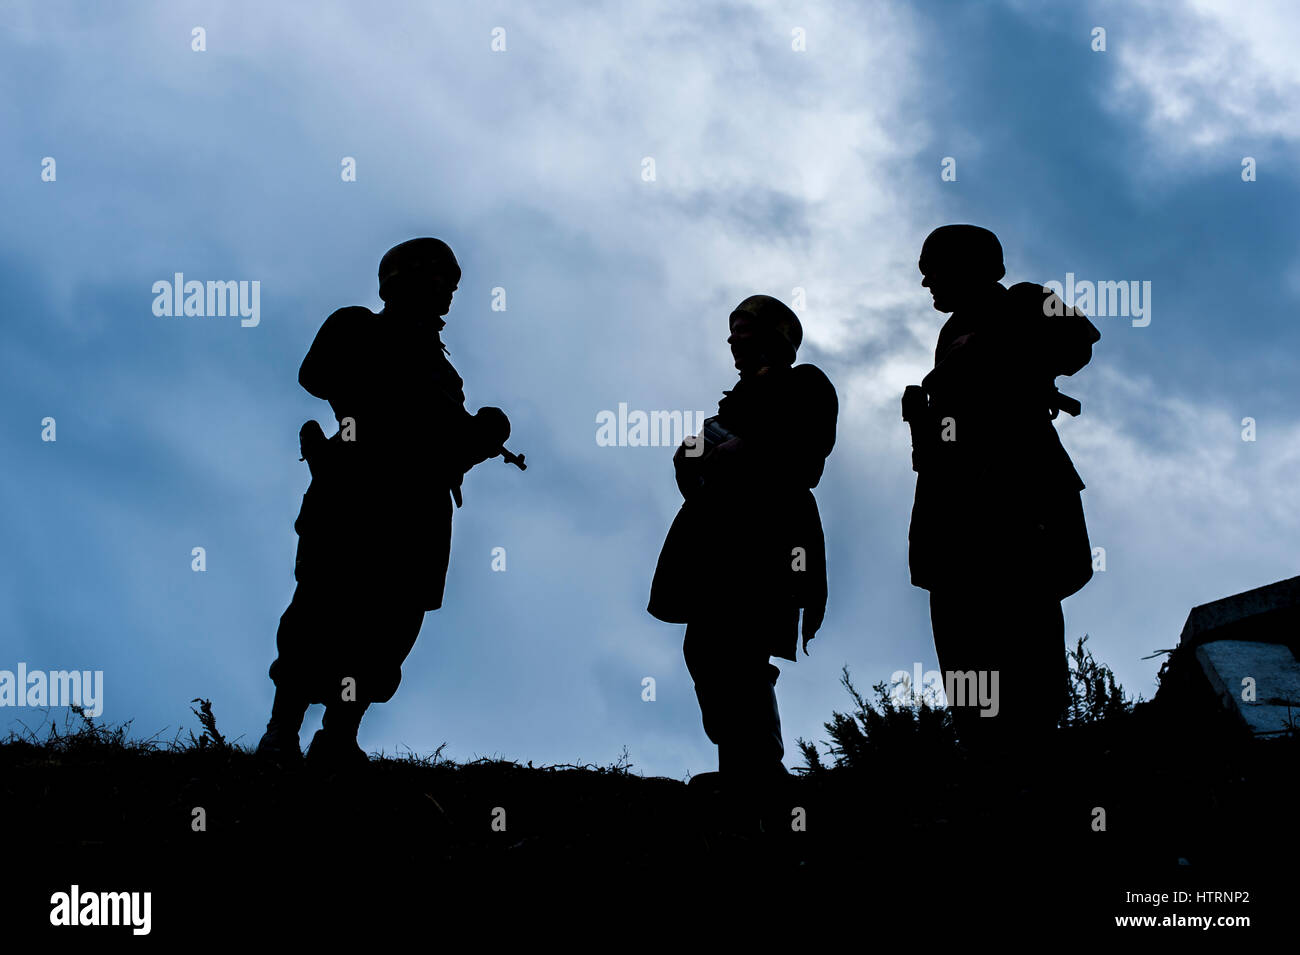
top-left (2, 699), bottom-right (1293, 938)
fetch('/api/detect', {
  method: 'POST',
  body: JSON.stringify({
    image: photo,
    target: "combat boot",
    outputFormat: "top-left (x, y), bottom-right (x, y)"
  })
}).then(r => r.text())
top-left (255, 688), bottom-right (308, 766)
top-left (305, 701), bottom-right (371, 772)
top-left (305, 728), bottom-right (369, 771)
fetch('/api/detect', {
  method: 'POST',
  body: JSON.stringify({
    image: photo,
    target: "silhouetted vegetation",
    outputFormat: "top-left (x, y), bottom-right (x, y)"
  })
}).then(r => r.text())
top-left (1063, 634), bottom-right (1137, 727)
top-left (4, 679), bottom-right (1293, 935)
top-left (798, 634), bottom-right (1137, 772)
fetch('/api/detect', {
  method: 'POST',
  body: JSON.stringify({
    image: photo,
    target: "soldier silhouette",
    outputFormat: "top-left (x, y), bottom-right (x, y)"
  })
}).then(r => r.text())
top-left (904, 225), bottom-right (1099, 750)
top-left (649, 295), bottom-right (837, 814)
top-left (256, 237), bottom-right (517, 769)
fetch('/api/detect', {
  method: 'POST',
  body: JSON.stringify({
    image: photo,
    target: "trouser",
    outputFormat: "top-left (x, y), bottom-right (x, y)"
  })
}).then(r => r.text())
top-left (265, 683), bottom-right (369, 741)
top-left (683, 618), bottom-right (786, 782)
top-left (269, 578), bottom-right (426, 707)
top-left (928, 585), bottom-right (1069, 749)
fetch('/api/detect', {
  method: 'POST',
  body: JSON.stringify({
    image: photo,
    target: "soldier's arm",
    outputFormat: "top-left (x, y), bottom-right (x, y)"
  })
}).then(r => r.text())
top-left (923, 323), bottom-right (1041, 410)
top-left (672, 439), bottom-right (704, 498)
top-left (922, 332), bottom-right (987, 399)
top-left (795, 366), bottom-right (838, 487)
top-left (459, 406), bottom-right (511, 470)
top-left (298, 308), bottom-right (364, 400)
top-left (728, 365), bottom-right (838, 489)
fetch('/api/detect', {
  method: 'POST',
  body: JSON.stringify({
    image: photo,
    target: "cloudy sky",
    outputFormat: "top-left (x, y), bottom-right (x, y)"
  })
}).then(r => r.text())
top-left (3, 0), bottom-right (1298, 778)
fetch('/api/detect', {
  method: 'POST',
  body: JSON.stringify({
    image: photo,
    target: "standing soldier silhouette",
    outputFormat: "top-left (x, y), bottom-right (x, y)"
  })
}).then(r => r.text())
top-left (256, 238), bottom-right (517, 769)
top-left (649, 295), bottom-right (837, 815)
top-left (904, 225), bottom-right (1099, 749)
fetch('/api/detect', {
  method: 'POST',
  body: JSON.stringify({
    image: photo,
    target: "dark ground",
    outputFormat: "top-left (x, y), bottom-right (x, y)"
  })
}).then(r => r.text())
top-left (1, 698), bottom-right (1292, 940)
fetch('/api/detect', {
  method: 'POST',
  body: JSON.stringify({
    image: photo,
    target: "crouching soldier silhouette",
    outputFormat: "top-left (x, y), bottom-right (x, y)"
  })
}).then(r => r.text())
top-left (904, 225), bottom-right (1099, 751)
top-left (649, 295), bottom-right (837, 818)
top-left (256, 238), bottom-right (518, 769)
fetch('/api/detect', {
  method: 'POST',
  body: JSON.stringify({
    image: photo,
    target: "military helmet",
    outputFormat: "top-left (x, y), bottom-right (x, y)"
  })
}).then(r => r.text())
top-left (730, 294), bottom-right (803, 364)
top-left (378, 238), bottom-right (460, 301)
top-left (919, 224), bottom-right (1005, 282)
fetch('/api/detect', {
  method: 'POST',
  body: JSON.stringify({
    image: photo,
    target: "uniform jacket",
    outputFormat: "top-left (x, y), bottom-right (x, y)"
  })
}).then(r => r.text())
top-left (648, 363), bottom-right (838, 661)
top-left (907, 282), bottom-right (1099, 599)
top-left (291, 305), bottom-right (476, 611)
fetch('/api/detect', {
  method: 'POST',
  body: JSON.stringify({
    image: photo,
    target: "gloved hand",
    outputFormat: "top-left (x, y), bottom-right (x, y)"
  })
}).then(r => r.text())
top-left (474, 407), bottom-right (511, 449)
top-left (672, 436), bottom-right (704, 497)
top-left (459, 407), bottom-right (511, 469)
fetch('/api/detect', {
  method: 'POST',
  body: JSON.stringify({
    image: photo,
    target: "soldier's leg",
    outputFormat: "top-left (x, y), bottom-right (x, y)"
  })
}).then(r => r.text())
top-left (743, 606), bottom-right (795, 780)
top-left (307, 622), bottom-right (371, 770)
top-left (319, 700), bottom-right (370, 743)
top-left (994, 594), bottom-right (1071, 856)
top-left (364, 600), bottom-right (426, 706)
top-left (706, 651), bottom-right (789, 838)
top-left (1043, 599), bottom-right (1069, 730)
top-left (307, 705), bottom-right (371, 770)
top-left (930, 587), bottom-right (992, 748)
top-left (322, 582), bottom-right (424, 705)
top-left (256, 687), bottom-right (310, 762)
top-left (684, 619), bottom-right (785, 780)
top-left (999, 594), bottom-right (1067, 741)
top-left (719, 660), bottom-right (785, 779)
top-left (301, 583), bottom-right (373, 769)
top-left (258, 584), bottom-right (327, 761)
top-left (941, 588), bottom-right (1066, 770)
top-left (306, 597), bottom-right (425, 770)
top-left (262, 683), bottom-right (309, 733)
top-left (683, 619), bottom-right (732, 759)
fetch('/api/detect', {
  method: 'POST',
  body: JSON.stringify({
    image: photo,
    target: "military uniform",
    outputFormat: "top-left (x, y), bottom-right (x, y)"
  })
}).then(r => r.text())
top-left (650, 361), bottom-right (838, 780)
top-left (907, 282), bottom-right (1099, 744)
top-left (270, 305), bottom-right (477, 708)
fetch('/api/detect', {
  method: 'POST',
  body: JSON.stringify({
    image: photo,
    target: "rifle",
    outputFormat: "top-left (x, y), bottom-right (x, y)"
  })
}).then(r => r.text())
top-left (901, 382), bottom-right (1082, 472)
top-left (1047, 387), bottom-right (1081, 419)
top-left (297, 417), bottom-right (523, 466)
top-left (420, 377), bottom-right (525, 506)
top-left (497, 444), bottom-right (527, 470)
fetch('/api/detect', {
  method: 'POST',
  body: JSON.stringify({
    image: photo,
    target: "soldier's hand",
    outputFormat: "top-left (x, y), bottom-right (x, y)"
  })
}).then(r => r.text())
top-left (473, 407), bottom-right (511, 451)
top-left (801, 605), bottom-right (825, 655)
top-left (901, 384), bottom-right (926, 422)
top-left (673, 438), bottom-right (703, 497)
top-left (702, 435), bottom-right (743, 476)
